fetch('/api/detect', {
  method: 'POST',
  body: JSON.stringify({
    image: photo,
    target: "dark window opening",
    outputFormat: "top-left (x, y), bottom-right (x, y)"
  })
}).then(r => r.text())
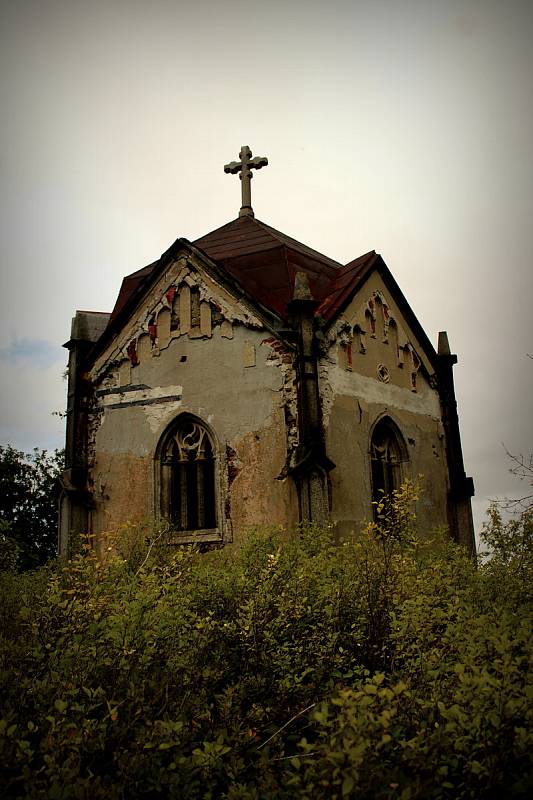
top-left (370, 417), bottom-right (406, 517)
top-left (161, 418), bottom-right (216, 531)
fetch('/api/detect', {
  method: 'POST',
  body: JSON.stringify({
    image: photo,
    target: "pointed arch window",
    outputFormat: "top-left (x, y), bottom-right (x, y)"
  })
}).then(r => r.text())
top-left (160, 416), bottom-right (217, 532)
top-left (370, 417), bottom-right (407, 513)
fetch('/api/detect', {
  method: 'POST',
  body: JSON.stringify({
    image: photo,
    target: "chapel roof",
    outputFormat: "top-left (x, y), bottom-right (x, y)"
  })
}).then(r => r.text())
top-left (108, 215), bottom-right (378, 326)
top-left (194, 216), bottom-right (342, 319)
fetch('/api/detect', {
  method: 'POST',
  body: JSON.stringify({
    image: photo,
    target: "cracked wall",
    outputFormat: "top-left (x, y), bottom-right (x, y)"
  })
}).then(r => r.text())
top-left (319, 272), bottom-right (450, 538)
top-left (86, 253), bottom-right (299, 543)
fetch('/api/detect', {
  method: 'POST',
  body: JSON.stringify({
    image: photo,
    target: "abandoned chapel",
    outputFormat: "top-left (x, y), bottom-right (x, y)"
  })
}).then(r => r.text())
top-left (58, 147), bottom-right (476, 555)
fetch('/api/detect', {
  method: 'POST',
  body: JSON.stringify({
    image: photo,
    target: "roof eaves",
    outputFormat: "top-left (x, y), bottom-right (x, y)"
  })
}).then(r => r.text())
top-left (373, 256), bottom-right (438, 368)
top-left (187, 241), bottom-right (287, 330)
top-left (318, 252), bottom-right (378, 323)
top-left (89, 235), bottom-right (291, 368)
top-left (317, 253), bottom-right (439, 371)
top-left (87, 237), bottom-right (187, 363)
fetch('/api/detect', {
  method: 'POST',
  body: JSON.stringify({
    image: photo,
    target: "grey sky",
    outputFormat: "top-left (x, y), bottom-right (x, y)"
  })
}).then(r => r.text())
top-left (1, 0), bottom-right (532, 535)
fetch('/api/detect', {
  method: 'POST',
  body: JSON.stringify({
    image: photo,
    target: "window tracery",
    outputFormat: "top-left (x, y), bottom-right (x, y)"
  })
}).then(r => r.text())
top-left (160, 416), bottom-right (217, 532)
top-left (370, 417), bottom-right (407, 514)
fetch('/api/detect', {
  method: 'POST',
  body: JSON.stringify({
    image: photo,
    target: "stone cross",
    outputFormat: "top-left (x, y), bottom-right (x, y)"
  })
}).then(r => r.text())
top-left (224, 146), bottom-right (268, 218)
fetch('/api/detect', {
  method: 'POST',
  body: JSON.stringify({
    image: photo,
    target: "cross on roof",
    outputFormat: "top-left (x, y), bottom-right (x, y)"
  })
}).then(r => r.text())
top-left (224, 146), bottom-right (268, 218)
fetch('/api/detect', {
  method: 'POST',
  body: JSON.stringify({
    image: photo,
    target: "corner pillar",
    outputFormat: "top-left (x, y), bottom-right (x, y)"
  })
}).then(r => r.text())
top-left (58, 312), bottom-right (105, 554)
top-left (288, 273), bottom-right (335, 524)
top-left (437, 331), bottom-right (476, 555)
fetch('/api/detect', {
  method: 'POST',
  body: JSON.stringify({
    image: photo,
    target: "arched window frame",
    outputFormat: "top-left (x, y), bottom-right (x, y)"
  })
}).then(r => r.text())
top-left (154, 413), bottom-right (229, 544)
top-left (369, 415), bottom-right (409, 517)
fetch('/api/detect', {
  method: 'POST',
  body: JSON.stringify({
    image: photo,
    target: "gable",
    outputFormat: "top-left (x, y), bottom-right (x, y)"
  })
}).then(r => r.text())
top-left (91, 247), bottom-right (269, 384)
top-left (326, 270), bottom-right (437, 395)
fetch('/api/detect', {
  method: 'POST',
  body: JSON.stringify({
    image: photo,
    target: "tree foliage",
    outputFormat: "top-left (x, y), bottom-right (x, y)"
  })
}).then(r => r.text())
top-left (0, 484), bottom-right (531, 798)
top-left (0, 446), bottom-right (63, 571)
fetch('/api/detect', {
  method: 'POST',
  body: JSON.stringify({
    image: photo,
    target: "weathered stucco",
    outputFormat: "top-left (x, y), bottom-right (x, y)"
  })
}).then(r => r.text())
top-left (85, 254), bottom-right (300, 542)
top-left (320, 273), bottom-right (450, 537)
top-left (59, 232), bottom-right (475, 556)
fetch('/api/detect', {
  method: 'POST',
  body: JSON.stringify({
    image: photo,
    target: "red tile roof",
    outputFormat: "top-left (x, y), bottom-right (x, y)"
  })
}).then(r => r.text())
top-left (316, 251), bottom-right (379, 322)
top-left (109, 261), bottom-right (159, 323)
top-left (108, 215), bottom-right (377, 326)
top-left (194, 216), bottom-right (342, 319)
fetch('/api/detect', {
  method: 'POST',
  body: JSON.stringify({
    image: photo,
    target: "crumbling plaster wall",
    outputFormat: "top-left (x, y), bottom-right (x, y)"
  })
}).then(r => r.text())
top-left (320, 273), bottom-right (450, 538)
top-left (88, 254), bottom-right (299, 543)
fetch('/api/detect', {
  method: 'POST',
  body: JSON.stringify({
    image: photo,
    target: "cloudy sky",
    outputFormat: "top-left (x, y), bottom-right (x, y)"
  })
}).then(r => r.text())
top-left (1, 0), bottom-right (532, 538)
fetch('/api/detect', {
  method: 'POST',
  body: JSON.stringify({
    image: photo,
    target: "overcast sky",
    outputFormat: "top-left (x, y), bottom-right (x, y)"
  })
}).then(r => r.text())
top-left (1, 0), bottom-right (532, 539)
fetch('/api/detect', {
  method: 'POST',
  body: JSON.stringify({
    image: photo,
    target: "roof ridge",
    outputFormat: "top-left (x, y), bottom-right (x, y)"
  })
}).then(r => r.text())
top-left (193, 215), bottom-right (246, 243)
top-left (338, 250), bottom-right (377, 275)
top-left (343, 249), bottom-right (377, 267)
top-left (106, 217), bottom-right (380, 331)
top-left (253, 218), bottom-right (342, 269)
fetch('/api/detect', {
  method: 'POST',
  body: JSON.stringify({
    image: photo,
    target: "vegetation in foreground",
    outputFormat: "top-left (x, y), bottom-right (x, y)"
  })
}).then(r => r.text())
top-left (0, 483), bottom-right (532, 799)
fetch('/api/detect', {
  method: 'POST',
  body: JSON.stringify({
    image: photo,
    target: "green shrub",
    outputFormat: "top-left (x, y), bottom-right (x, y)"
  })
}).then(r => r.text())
top-left (0, 486), bottom-right (531, 798)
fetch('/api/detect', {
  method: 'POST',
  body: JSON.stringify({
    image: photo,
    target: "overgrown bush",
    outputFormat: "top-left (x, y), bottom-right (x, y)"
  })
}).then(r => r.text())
top-left (0, 485), bottom-right (531, 798)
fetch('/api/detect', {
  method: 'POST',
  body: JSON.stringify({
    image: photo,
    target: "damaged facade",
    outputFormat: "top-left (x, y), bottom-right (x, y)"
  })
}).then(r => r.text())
top-left (59, 207), bottom-right (475, 555)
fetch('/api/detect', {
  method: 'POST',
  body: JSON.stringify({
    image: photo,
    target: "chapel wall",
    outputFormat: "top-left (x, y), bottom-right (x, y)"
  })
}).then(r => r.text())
top-left (86, 258), bottom-right (300, 548)
top-left (323, 383), bottom-right (450, 538)
top-left (319, 273), bottom-right (451, 539)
